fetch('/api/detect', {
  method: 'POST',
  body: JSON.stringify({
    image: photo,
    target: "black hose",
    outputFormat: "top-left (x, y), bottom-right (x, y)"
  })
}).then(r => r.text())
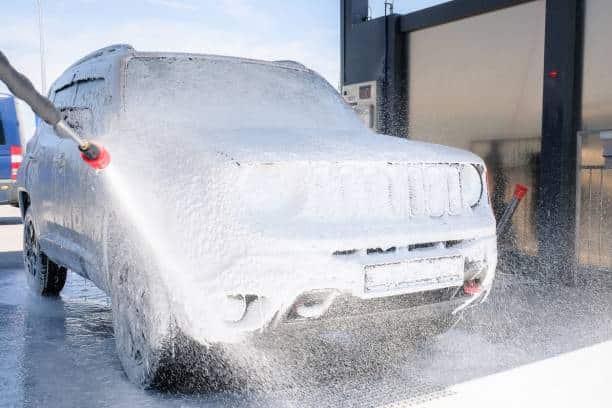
top-left (0, 50), bottom-right (61, 126)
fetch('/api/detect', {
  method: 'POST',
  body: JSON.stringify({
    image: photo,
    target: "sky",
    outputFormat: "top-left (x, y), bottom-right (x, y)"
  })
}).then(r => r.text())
top-left (1, 0), bottom-right (449, 138)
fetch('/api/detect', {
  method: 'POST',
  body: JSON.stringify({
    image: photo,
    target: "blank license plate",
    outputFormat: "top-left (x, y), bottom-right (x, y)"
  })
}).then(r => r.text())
top-left (364, 256), bottom-right (464, 297)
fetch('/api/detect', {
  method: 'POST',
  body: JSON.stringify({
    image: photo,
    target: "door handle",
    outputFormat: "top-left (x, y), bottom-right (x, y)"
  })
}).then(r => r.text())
top-left (53, 153), bottom-right (66, 168)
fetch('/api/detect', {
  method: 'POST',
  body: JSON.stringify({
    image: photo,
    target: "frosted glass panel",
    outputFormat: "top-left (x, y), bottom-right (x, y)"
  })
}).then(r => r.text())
top-left (582, 0), bottom-right (612, 130)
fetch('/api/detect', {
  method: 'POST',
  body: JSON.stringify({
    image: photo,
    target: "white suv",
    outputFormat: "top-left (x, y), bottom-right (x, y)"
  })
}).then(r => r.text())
top-left (18, 45), bottom-right (497, 388)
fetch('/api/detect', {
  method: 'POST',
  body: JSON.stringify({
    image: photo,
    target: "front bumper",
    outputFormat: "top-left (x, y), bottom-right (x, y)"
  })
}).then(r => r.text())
top-left (0, 179), bottom-right (18, 206)
top-left (272, 291), bottom-right (470, 341)
top-left (174, 234), bottom-right (497, 343)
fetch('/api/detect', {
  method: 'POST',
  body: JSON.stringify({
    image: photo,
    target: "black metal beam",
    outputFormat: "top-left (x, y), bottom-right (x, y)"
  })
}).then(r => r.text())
top-left (340, 0), bottom-right (369, 86)
top-left (399, 0), bottom-right (534, 32)
top-left (537, 0), bottom-right (584, 282)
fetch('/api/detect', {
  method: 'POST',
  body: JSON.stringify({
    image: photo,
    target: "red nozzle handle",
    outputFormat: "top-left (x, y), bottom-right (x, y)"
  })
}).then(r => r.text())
top-left (513, 184), bottom-right (528, 200)
top-left (80, 142), bottom-right (111, 170)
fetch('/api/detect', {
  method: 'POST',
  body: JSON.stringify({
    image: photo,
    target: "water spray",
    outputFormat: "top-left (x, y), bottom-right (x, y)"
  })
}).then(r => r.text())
top-left (0, 51), bottom-right (110, 170)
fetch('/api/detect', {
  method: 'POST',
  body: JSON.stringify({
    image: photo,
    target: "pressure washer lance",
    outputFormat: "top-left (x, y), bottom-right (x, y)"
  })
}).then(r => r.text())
top-left (0, 51), bottom-right (110, 170)
top-left (496, 184), bottom-right (528, 238)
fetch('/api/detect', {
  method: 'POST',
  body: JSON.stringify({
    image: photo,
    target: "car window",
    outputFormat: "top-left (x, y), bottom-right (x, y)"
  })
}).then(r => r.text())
top-left (0, 117), bottom-right (5, 145)
top-left (60, 107), bottom-right (94, 135)
top-left (73, 78), bottom-right (107, 134)
top-left (73, 78), bottom-right (106, 109)
top-left (52, 78), bottom-right (107, 137)
top-left (53, 84), bottom-right (77, 109)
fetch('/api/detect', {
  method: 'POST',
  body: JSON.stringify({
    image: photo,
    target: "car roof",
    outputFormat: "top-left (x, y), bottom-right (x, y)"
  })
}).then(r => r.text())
top-left (129, 51), bottom-right (311, 73)
top-left (67, 44), bottom-right (135, 70)
top-left (67, 44), bottom-right (310, 75)
top-left (50, 45), bottom-right (313, 96)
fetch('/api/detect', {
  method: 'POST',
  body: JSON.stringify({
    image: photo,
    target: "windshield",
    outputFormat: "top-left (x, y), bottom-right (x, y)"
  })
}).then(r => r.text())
top-left (122, 55), bottom-right (364, 133)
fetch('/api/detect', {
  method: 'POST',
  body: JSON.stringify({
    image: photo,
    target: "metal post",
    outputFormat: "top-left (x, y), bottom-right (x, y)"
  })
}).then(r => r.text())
top-left (36, 0), bottom-right (47, 93)
top-left (537, 0), bottom-right (584, 282)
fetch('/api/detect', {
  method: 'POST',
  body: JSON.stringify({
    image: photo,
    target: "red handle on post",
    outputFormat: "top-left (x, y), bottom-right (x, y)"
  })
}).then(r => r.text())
top-left (497, 184), bottom-right (530, 238)
top-left (513, 184), bottom-right (528, 200)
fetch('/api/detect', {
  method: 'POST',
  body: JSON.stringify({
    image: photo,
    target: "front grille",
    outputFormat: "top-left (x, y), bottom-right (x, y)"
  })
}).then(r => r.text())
top-left (333, 240), bottom-right (463, 257)
top-left (366, 247), bottom-right (397, 255)
top-left (303, 163), bottom-right (465, 220)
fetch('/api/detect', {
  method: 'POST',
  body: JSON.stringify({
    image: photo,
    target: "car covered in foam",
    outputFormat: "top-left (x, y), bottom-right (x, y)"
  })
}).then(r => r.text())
top-left (17, 44), bottom-right (497, 387)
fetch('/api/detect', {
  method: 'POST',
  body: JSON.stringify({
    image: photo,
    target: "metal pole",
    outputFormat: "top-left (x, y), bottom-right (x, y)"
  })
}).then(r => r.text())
top-left (36, 0), bottom-right (47, 93)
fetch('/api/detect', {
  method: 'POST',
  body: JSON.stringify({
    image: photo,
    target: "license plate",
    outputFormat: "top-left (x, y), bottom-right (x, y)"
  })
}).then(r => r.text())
top-left (363, 256), bottom-right (464, 297)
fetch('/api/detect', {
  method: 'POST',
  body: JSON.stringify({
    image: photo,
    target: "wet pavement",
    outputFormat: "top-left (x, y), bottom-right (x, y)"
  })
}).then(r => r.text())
top-left (1, 206), bottom-right (612, 407)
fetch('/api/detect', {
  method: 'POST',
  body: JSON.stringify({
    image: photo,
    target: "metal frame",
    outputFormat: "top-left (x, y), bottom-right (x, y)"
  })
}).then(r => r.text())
top-left (575, 129), bottom-right (612, 276)
top-left (399, 0), bottom-right (535, 32)
top-left (537, 0), bottom-right (585, 280)
top-left (340, 0), bottom-right (588, 278)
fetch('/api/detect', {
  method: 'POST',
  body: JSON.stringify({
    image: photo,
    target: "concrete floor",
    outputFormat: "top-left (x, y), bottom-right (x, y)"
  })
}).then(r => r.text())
top-left (1, 204), bottom-right (611, 407)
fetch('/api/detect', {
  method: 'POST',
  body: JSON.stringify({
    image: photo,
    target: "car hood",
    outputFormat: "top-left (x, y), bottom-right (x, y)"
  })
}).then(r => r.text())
top-left (194, 128), bottom-right (484, 166)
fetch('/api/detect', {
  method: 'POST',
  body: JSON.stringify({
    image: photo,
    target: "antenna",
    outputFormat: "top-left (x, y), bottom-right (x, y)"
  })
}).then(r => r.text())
top-left (384, 0), bottom-right (394, 15)
top-left (36, 0), bottom-right (47, 93)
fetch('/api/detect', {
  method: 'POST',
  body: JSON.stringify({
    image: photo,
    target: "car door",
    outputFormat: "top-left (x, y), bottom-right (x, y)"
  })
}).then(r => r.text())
top-left (59, 78), bottom-right (108, 284)
top-left (28, 83), bottom-right (78, 265)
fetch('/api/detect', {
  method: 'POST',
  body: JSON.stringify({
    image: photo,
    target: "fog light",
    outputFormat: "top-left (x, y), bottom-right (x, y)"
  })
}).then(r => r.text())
top-left (293, 290), bottom-right (337, 319)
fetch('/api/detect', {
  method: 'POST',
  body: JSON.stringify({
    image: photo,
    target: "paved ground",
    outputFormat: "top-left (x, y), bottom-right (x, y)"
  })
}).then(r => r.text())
top-left (1, 204), bottom-right (611, 407)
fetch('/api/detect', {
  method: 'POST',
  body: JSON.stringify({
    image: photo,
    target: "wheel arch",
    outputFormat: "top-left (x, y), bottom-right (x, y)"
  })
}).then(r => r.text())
top-left (18, 189), bottom-right (31, 219)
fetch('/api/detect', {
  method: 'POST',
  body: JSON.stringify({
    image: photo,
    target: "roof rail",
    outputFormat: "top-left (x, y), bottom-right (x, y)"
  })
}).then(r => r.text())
top-left (274, 60), bottom-right (307, 70)
top-left (69, 44), bottom-right (134, 69)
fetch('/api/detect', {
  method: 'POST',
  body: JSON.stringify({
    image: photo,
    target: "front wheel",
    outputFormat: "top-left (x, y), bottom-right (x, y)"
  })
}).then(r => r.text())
top-left (23, 209), bottom-right (67, 296)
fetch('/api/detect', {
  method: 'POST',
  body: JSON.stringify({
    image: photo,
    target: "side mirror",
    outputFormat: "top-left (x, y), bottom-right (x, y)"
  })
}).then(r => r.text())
top-left (60, 107), bottom-right (93, 137)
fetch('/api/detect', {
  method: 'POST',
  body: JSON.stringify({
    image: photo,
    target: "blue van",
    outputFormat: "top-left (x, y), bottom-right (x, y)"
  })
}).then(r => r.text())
top-left (0, 93), bottom-right (22, 206)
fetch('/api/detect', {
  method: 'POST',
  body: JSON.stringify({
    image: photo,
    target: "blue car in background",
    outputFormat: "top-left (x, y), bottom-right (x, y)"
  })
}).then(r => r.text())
top-left (0, 93), bottom-right (22, 206)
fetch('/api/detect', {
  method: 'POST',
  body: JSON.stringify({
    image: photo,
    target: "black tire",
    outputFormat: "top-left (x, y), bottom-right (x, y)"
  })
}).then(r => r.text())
top-left (106, 211), bottom-right (238, 391)
top-left (107, 220), bottom-right (171, 388)
top-left (106, 211), bottom-right (183, 388)
top-left (23, 209), bottom-right (67, 296)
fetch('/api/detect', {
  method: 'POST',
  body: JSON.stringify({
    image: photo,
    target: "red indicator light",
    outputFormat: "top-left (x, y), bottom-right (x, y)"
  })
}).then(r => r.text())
top-left (548, 70), bottom-right (559, 79)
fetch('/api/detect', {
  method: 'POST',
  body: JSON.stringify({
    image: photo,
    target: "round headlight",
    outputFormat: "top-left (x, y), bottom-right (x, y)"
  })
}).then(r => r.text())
top-left (461, 164), bottom-right (483, 207)
top-left (222, 295), bottom-right (247, 323)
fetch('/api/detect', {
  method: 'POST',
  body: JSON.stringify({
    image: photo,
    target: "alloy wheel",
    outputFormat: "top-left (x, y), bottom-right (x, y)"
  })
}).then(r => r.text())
top-left (24, 220), bottom-right (39, 277)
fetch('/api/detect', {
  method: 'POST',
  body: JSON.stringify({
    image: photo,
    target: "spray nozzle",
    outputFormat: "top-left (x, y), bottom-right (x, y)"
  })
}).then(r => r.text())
top-left (54, 120), bottom-right (111, 170)
top-left (79, 142), bottom-right (111, 170)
